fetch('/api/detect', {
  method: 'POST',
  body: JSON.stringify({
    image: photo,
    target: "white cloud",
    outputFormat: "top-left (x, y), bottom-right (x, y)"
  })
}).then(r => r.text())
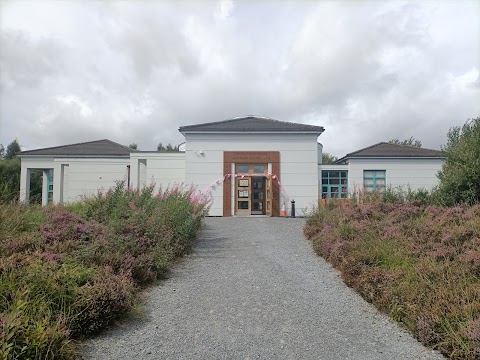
top-left (0, 0), bottom-right (479, 156)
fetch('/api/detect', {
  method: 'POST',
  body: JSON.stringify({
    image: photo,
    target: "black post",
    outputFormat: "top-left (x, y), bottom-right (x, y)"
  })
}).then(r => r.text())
top-left (291, 199), bottom-right (296, 218)
top-left (127, 165), bottom-right (131, 189)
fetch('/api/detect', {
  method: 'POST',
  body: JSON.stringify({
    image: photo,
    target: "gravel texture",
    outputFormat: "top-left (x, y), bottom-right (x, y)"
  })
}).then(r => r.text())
top-left (82, 217), bottom-right (445, 360)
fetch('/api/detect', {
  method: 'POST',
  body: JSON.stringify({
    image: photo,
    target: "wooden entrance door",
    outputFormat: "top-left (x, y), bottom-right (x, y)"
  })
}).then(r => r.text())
top-left (234, 163), bottom-right (269, 216)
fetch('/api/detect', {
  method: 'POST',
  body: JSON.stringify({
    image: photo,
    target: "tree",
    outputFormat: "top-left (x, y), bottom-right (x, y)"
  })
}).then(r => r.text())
top-left (5, 139), bottom-right (21, 159)
top-left (128, 143), bottom-right (138, 150)
top-left (0, 139), bottom-right (42, 203)
top-left (322, 152), bottom-right (337, 164)
top-left (436, 117), bottom-right (480, 205)
top-left (388, 137), bottom-right (422, 147)
top-left (157, 142), bottom-right (179, 152)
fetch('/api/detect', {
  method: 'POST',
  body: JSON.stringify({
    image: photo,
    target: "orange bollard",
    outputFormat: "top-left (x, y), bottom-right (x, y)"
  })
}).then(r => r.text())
top-left (281, 201), bottom-right (286, 216)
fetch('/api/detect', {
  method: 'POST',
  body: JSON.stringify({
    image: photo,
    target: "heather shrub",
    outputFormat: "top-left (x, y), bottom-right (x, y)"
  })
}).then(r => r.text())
top-left (0, 182), bottom-right (210, 358)
top-left (305, 201), bottom-right (480, 359)
top-left (70, 267), bottom-right (134, 336)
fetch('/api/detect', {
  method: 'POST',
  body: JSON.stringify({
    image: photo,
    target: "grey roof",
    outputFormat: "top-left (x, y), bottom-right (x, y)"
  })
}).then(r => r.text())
top-left (179, 116), bottom-right (325, 134)
top-left (19, 139), bottom-right (136, 157)
top-left (334, 142), bottom-right (443, 164)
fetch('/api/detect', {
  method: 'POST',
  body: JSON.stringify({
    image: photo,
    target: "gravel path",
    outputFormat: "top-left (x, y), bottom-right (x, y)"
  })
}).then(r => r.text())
top-left (82, 217), bottom-right (444, 360)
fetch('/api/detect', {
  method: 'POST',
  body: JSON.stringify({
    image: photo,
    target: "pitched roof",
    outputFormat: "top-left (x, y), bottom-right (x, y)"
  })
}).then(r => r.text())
top-left (334, 142), bottom-right (443, 164)
top-left (179, 116), bottom-right (325, 134)
top-left (19, 139), bottom-right (136, 157)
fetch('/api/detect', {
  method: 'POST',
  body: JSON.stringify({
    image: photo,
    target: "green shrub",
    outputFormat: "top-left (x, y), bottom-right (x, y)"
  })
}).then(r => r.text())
top-left (0, 182), bottom-right (210, 358)
top-left (436, 117), bottom-right (480, 206)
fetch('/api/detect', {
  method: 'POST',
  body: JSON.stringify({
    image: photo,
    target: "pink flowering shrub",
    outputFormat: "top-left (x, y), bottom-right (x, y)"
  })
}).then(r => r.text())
top-left (0, 181), bottom-right (210, 359)
top-left (305, 202), bottom-right (480, 359)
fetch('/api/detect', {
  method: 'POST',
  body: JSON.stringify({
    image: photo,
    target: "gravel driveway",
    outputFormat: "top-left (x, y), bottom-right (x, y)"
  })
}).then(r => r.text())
top-left (83, 217), bottom-right (444, 360)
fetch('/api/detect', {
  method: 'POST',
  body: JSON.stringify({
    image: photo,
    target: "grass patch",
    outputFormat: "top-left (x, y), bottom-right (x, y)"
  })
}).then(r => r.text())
top-left (0, 182), bottom-right (210, 359)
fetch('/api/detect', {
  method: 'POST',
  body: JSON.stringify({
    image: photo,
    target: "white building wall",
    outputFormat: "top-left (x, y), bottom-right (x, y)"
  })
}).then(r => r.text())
top-left (54, 158), bottom-right (130, 203)
top-left (317, 143), bottom-right (323, 165)
top-left (184, 133), bottom-right (320, 216)
top-left (130, 153), bottom-right (185, 193)
top-left (20, 157), bottom-right (56, 203)
top-left (347, 158), bottom-right (443, 193)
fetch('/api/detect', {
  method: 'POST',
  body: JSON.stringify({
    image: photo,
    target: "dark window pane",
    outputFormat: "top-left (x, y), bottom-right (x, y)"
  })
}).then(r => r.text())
top-left (238, 201), bottom-right (249, 209)
top-left (253, 165), bottom-right (265, 173)
top-left (237, 165), bottom-right (249, 173)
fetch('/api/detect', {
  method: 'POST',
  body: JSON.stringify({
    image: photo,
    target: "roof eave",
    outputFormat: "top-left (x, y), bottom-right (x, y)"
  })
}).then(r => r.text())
top-left (180, 130), bottom-right (325, 135)
top-left (341, 155), bottom-right (444, 160)
top-left (18, 154), bottom-right (131, 158)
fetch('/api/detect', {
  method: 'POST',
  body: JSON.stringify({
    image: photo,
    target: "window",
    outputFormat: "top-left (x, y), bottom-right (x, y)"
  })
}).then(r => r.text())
top-left (253, 165), bottom-right (265, 173)
top-left (237, 165), bottom-right (249, 173)
top-left (364, 170), bottom-right (386, 192)
top-left (321, 170), bottom-right (348, 199)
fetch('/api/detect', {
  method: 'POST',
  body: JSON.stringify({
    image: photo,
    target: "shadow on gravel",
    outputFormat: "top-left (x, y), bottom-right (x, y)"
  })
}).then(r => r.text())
top-left (194, 226), bottom-right (230, 258)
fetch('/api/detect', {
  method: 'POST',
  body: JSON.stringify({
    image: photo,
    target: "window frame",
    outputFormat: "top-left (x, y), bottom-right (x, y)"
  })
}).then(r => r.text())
top-left (363, 170), bottom-right (386, 193)
top-left (321, 170), bottom-right (348, 199)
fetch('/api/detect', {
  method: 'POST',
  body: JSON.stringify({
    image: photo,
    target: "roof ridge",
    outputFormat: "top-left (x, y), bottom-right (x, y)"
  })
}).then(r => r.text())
top-left (19, 139), bottom-right (137, 155)
top-left (19, 139), bottom-right (108, 154)
top-left (179, 116), bottom-right (325, 132)
top-left (179, 115), bottom-right (267, 130)
top-left (383, 141), bottom-right (442, 152)
top-left (345, 142), bottom-right (385, 157)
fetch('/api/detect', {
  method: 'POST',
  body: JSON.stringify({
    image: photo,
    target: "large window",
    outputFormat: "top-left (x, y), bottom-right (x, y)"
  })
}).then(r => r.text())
top-left (364, 170), bottom-right (386, 192)
top-left (321, 170), bottom-right (348, 199)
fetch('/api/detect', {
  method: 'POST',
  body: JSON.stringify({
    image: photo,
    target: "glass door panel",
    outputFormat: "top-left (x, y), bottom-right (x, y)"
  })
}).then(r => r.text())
top-left (251, 177), bottom-right (266, 215)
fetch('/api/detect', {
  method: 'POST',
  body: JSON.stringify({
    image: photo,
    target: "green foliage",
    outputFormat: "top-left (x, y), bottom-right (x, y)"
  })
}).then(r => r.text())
top-left (128, 143), bottom-right (138, 150)
top-left (321, 152), bottom-right (337, 164)
top-left (348, 186), bottom-right (433, 206)
top-left (0, 183), bottom-right (210, 358)
top-left (382, 186), bottom-right (432, 205)
top-left (157, 142), bottom-right (180, 152)
top-left (436, 117), bottom-right (480, 206)
top-left (0, 157), bottom-right (21, 202)
top-left (305, 202), bottom-right (480, 359)
top-left (5, 139), bottom-right (21, 160)
top-left (0, 140), bottom-right (42, 203)
top-left (388, 136), bottom-right (422, 147)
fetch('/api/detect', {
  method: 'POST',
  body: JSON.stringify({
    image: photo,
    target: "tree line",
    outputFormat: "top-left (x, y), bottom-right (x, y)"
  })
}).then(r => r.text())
top-left (128, 142), bottom-right (181, 152)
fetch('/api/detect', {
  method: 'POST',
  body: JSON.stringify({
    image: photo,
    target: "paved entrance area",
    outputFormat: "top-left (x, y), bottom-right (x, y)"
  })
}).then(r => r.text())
top-left (83, 217), bottom-right (443, 359)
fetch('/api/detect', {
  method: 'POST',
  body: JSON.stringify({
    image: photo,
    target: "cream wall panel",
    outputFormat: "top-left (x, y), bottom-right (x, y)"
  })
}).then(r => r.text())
top-left (281, 162), bottom-right (319, 175)
top-left (129, 154), bottom-right (185, 193)
top-left (58, 159), bottom-right (129, 203)
top-left (347, 158), bottom-right (443, 192)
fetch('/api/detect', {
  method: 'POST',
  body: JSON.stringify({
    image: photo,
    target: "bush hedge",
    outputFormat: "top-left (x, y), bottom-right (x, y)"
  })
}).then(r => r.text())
top-left (0, 183), bottom-right (210, 359)
top-left (305, 201), bottom-right (480, 359)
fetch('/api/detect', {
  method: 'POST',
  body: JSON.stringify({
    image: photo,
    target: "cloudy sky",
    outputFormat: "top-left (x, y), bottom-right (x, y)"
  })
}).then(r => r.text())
top-left (0, 0), bottom-right (479, 157)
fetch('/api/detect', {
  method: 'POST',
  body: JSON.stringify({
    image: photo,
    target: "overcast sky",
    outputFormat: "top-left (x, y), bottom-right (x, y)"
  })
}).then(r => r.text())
top-left (0, 0), bottom-right (479, 156)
